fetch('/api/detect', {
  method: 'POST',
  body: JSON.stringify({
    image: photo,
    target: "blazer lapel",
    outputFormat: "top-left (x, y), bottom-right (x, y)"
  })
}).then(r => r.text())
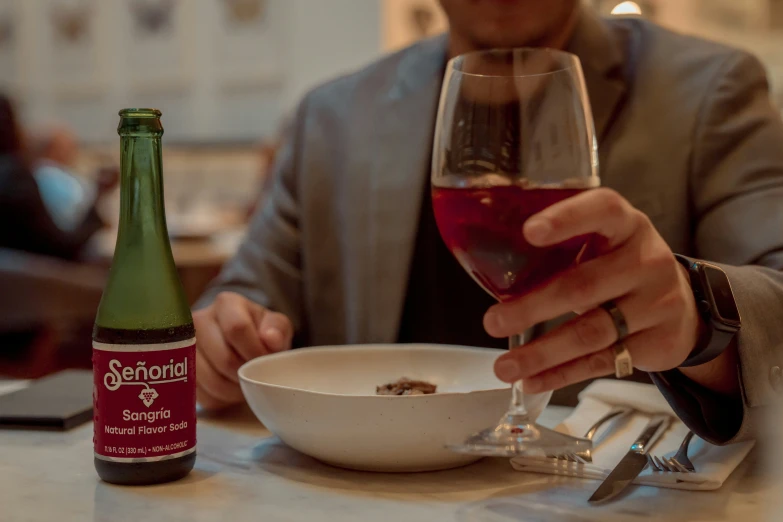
top-left (364, 36), bottom-right (447, 343)
top-left (567, 9), bottom-right (627, 146)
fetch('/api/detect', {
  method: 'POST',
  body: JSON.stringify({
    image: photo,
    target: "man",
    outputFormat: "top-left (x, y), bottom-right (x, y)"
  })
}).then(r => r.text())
top-left (194, 1), bottom-right (783, 445)
top-left (0, 95), bottom-right (103, 372)
top-left (0, 99), bottom-right (103, 259)
top-left (29, 125), bottom-right (117, 232)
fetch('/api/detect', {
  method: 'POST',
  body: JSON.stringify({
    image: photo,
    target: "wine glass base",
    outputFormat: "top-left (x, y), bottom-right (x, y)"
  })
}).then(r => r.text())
top-left (446, 416), bottom-right (592, 458)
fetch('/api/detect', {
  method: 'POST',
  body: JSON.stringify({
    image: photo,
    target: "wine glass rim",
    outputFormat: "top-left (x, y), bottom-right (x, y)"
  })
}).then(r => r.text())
top-left (447, 47), bottom-right (578, 78)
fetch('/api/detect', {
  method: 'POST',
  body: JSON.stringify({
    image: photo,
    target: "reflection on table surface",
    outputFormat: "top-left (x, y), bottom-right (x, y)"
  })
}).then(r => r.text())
top-left (0, 401), bottom-right (775, 522)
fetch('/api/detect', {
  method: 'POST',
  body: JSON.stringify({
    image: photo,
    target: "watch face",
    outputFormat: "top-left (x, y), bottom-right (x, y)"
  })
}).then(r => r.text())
top-left (701, 264), bottom-right (741, 327)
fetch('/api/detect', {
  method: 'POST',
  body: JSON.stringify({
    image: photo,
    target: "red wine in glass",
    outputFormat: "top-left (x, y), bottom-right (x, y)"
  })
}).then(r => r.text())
top-left (432, 184), bottom-right (592, 302)
top-left (432, 48), bottom-right (598, 457)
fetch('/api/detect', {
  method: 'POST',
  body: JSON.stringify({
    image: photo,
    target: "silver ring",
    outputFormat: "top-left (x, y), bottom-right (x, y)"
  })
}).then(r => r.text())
top-left (613, 342), bottom-right (634, 379)
top-left (601, 300), bottom-right (629, 342)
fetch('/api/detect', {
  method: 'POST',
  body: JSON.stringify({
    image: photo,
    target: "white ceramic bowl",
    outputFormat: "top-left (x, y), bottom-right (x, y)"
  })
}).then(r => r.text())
top-left (238, 344), bottom-right (551, 472)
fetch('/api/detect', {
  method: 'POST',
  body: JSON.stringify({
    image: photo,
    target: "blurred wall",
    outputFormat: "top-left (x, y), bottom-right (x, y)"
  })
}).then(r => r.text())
top-left (4, 1), bottom-right (782, 145)
top-left (590, 0), bottom-right (783, 105)
top-left (285, 0), bottom-right (382, 112)
top-left (0, 0), bottom-right (382, 144)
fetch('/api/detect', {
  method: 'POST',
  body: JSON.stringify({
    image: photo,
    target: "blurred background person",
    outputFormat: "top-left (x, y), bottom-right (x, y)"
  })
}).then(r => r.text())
top-left (0, 94), bottom-right (107, 378)
top-left (28, 124), bottom-right (118, 232)
top-left (0, 95), bottom-right (104, 260)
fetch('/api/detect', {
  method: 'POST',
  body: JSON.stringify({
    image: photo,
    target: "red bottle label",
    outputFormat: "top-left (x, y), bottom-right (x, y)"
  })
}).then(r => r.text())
top-left (93, 339), bottom-right (196, 463)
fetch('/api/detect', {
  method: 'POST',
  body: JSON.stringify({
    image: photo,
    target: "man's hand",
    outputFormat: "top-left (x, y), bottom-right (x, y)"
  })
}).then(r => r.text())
top-left (484, 188), bottom-right (704, 393)
top-left (194, 292), bottom-right (293, 410)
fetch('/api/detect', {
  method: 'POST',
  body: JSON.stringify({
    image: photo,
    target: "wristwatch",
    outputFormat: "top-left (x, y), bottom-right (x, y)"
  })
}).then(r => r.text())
top-left (674, 254), bottom-right (741, 367)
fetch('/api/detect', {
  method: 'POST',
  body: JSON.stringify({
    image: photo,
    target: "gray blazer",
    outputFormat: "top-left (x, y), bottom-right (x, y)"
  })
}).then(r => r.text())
top-left (199, 10), bottom-right (783, 444)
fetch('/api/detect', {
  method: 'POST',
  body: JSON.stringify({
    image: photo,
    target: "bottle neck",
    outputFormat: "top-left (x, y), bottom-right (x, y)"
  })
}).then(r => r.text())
top-left (116, 135), bottom-right (168, 246)
top-left (94, 109), bottom-right (193, 334)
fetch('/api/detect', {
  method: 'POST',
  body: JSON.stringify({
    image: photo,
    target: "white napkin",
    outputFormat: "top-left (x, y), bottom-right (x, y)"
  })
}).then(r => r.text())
top-left (510, 379), bottom-right (754, 490)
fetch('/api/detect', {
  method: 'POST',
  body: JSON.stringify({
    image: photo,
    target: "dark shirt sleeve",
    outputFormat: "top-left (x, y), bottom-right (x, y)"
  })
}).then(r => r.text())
top-left (0, 157), bottom-right (103, 260)
top-left (652, 52), bottom-right (783, 444)
top-left (651, 368), bottom-right (744, 445)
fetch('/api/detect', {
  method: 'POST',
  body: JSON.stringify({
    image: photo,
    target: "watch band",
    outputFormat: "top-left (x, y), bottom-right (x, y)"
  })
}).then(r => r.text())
top-left (674, 254), bottom-right (739, 368)
top-left (679, 321), bottom-right (736, 367)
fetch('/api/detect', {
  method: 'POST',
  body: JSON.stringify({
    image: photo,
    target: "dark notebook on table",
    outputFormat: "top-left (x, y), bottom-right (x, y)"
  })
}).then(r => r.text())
top-left (0, 370), bottom-right (93, 430)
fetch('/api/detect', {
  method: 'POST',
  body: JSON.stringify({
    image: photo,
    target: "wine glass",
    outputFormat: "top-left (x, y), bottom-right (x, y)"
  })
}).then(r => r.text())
top-left (432, 48), bottom-right (599, 456)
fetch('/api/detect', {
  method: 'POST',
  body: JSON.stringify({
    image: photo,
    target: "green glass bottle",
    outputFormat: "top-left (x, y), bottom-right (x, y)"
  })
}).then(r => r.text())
top-left (92, 109), bottom-right (196, 485)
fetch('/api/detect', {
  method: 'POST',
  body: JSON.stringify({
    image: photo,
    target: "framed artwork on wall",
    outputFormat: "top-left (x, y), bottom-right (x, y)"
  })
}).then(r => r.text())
top-left (46, 0), bottom-right (107, 100)
top-left (125, 0), bottom-right (194, 95)
top-left (214, 0), bottom-right (282, 92)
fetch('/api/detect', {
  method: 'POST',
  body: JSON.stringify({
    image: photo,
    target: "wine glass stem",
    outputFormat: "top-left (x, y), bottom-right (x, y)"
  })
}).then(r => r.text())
top-left (509, 380), bottom-right (529, 416)
top-left (508, 334), bottom-right (529, 417)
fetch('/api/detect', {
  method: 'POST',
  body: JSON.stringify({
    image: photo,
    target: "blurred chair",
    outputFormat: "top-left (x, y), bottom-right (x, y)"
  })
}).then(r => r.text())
top-left (0, 248), bottom-right (106, 378)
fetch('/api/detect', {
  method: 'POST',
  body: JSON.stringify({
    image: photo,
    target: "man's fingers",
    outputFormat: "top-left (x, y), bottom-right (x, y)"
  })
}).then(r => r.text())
top-left (520, 325), bottom-right (687, 394)
top-left (523, 188), bottom-right (644, 249)
top-left (259, 311), bottom-right (293, 353)
top-left (195, 318), bottom-right (243, 383)
top-left (616, 324), bottom-right (691, 372)
top-left (214, 294), bottom-right (266, 361)
top-left (195, 292), bottom-right (293, 414)
top-left (493, 291), bottom-right (668, 382)
top-left (193, 292), bottom-right (296, 411)
top-left (485, 235), bottom-right (655, 338)
top-left (195, 350), bottom-right (245, 406)
top-left (522, 346), bottom-right (617, 394)
top-left (197, 384), bottom-right (230, 411)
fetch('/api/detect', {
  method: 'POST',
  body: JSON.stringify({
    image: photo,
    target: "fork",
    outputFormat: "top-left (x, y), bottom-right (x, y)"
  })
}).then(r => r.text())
top-left (647, 430), bottom-right (696, 472)
top-left (556, 406), bottom-right (633, 464)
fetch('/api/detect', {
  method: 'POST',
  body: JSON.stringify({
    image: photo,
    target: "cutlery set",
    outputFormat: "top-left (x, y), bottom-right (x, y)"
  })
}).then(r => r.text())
top-left (555, 406), bottom-right (633, 464)
top-left (648, 430), bottom-right (696, 473)
top-left (547, 408), bottom-right (697, 504)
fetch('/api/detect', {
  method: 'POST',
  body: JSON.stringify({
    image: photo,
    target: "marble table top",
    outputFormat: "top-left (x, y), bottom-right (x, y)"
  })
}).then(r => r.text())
top-left (0, 388), bottom-right (777, 522)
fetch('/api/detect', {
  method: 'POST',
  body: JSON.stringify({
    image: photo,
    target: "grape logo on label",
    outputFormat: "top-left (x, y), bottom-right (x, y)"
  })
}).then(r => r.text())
top-left (103, 358), bottom-right (188, 408)
top-left (138, 387), bottom-right (159, 407)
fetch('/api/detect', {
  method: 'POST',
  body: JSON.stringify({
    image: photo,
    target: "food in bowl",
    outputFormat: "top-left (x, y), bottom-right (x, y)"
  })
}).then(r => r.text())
top-left (239, 344), bottom-right (552, 472)
top-left (376, 377), bottom-right (437, 396)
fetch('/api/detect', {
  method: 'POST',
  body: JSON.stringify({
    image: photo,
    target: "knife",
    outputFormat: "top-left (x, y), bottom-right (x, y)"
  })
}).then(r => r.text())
top-left (588, 413), bottom-right (671, 504)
